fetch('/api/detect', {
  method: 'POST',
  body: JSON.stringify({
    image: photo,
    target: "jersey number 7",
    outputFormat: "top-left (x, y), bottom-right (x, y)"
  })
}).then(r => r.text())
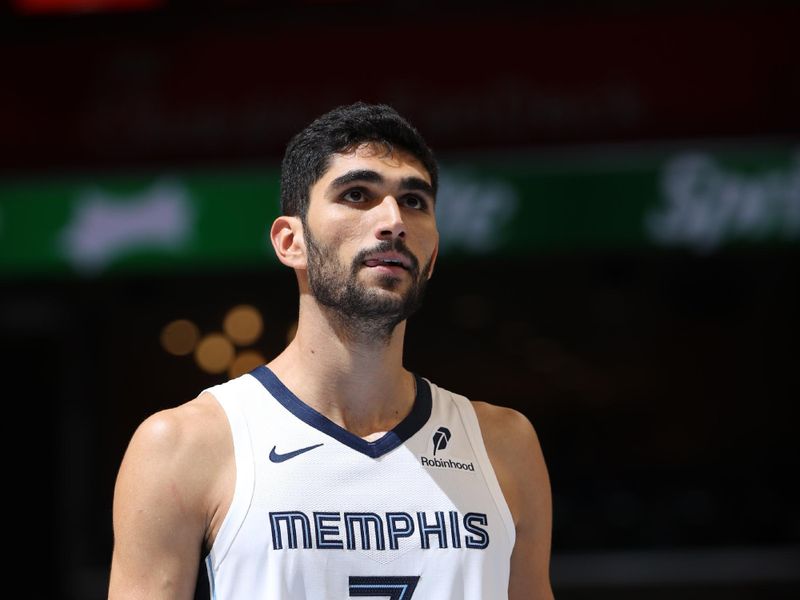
top-left (348, 576), bottom-right (420, 599)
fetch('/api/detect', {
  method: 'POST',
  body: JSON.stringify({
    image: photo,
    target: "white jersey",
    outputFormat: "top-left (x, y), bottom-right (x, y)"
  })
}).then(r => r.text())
top-left (204, 366), bottom-right (515, 600)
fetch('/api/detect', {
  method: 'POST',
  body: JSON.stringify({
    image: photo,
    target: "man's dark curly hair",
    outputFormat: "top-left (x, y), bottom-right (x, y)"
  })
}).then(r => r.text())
top-left (280, 102), bottom-right (438, 218)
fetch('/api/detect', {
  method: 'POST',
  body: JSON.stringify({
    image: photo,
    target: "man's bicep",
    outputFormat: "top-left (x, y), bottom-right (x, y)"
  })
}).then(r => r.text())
top-left (508, 520), bottom-right (555, 600)
top-left (474, 404), bottom-right (554, 600)
top-left (507, 414), bottom-right (554, 600)
top-left (108, 411), bottom-right (206, 600)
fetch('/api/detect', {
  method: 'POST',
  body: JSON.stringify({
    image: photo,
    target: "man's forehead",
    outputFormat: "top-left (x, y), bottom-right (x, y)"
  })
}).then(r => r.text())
top-left (322, 143), bottom-right (431, 183)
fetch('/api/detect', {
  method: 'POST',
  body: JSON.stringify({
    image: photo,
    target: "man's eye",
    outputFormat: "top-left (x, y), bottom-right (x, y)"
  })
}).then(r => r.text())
top-left (403, 195), bottom-right (428, 210)
top-left (343, 189), bottom-right (366, 202)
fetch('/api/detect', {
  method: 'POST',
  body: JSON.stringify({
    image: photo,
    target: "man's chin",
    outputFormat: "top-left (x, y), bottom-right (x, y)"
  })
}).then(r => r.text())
top-left (358, 290), bottom-right (406, 312)
top-left (359, 267), bottom-right (406, 288)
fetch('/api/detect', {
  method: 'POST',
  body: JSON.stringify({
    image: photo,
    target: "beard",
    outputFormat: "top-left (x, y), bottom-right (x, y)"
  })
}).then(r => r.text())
top-left (304, 228), bottom-right (433, 342)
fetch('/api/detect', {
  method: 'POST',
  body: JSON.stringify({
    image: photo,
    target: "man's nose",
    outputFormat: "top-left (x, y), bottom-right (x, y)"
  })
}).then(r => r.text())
top-left (374, 195), bottom-right (406, 240)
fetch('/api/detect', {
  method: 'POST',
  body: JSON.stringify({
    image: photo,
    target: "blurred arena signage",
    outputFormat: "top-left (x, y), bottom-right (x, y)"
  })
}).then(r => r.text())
top-left (1, 8), bottom-right (797, 170)
top-left (12, 0), bottom-right (162, 14)
top-left (1, 147), bottom-right (797, 278)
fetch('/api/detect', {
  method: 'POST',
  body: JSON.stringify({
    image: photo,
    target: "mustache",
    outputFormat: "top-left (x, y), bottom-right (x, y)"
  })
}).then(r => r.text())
top-left (351, 239), bottom-right (420, 276)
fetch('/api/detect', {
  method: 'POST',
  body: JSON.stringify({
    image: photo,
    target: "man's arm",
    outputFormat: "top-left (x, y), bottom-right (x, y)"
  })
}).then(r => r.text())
top-left (473, 402), bottom-right (555, 600)
top-left (108, 394), bottom-right (233, 600)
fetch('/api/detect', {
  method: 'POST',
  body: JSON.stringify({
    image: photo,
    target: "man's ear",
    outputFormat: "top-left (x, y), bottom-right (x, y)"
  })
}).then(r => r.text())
top-left (270, 215), bottom-right (306, 269)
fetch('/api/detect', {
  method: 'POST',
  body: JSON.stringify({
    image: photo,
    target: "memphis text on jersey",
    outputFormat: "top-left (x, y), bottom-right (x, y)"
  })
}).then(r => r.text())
top-left (269, 510), bottom-right (490, 551)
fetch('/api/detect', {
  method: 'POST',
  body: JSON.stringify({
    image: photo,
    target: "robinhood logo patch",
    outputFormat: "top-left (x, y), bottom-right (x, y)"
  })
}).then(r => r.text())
top-left (432, 427), bottom-right (451, 456)
top-left (422, 426), bottom-right (475, 471)
top-left (421, 456), bottom-right (475, 471)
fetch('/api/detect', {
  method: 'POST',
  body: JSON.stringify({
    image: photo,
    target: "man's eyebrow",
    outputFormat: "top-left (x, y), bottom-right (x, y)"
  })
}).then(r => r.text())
top-left (400, 177), bottom-right (435, 197)
top-left (329, 170), bottom-right (384, 188)
top-left (329, 170), bottom-right (434, 198)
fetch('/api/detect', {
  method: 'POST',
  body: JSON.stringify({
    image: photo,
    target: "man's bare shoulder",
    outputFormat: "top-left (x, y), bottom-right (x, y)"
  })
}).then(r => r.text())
top-left (127, 391), bottom-right (229, 461)
top-left (471, 400), bottom-right (541, 453)
top-left (116, 390), bottom-right (234, 515)
top-left (110, 392), bottom-right (233, 598)
top-left (470, 401), bottom-right (550, 527)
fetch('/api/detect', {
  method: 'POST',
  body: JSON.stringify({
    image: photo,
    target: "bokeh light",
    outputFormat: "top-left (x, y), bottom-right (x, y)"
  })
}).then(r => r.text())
top-left (228, 349), bottom-right (266, 379)
top-left (223, 304), bottom-right (263, 346)
top-left (160, 319), bottom-right (200, 356)
top-left (194, 333), bottom-right (235, 374)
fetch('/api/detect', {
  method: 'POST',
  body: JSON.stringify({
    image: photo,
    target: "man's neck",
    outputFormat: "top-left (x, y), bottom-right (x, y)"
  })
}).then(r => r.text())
top-left (267, 312), bottom-right (416, 439)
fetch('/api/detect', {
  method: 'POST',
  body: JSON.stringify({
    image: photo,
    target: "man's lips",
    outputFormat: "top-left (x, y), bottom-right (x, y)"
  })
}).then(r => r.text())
top-left (363, 254), bottom-right (411, 270)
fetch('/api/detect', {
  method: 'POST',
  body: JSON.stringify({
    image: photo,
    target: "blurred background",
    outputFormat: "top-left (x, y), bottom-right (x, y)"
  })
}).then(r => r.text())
top-left (1, 0), bottom-right (798, 598)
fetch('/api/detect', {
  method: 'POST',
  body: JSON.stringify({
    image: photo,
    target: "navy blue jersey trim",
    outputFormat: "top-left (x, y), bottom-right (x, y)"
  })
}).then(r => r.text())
top-left (249, 366), bottom-right (432, 459)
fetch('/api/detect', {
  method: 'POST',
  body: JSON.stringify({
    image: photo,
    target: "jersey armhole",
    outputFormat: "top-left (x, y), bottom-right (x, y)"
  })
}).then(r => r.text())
top-left (205, 378), bottom-right (257, 570)
top-left (449, 392), bottom-right (517, 548)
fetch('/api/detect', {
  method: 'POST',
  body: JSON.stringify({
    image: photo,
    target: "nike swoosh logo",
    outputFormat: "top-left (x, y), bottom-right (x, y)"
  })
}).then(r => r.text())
top-left (269, 443), bottom-right (324, 463)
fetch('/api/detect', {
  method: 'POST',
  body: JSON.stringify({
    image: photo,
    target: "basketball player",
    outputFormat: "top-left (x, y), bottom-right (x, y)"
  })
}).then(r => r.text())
top-left (108, 102), bottom-right (554, 599)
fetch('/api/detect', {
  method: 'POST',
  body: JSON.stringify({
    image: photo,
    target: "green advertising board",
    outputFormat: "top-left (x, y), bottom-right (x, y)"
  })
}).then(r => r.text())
top-left (1, 145), bottom-right (797, 278)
